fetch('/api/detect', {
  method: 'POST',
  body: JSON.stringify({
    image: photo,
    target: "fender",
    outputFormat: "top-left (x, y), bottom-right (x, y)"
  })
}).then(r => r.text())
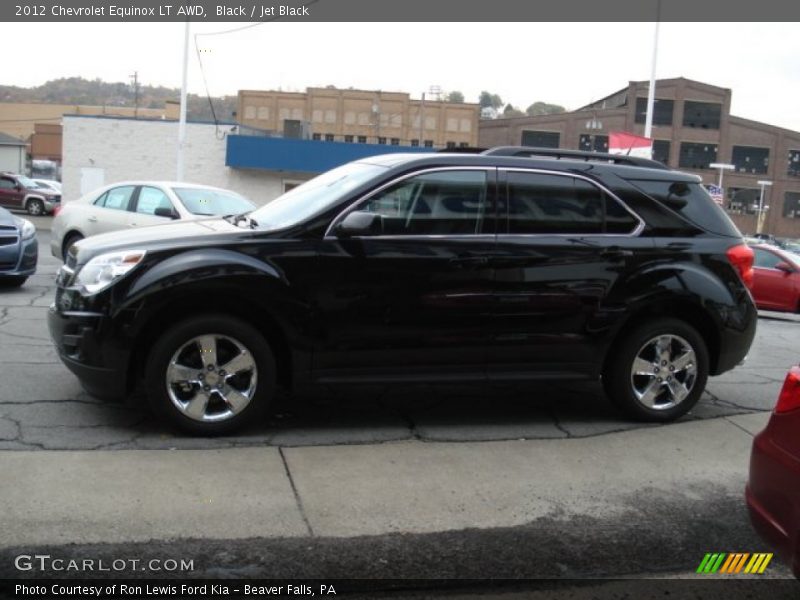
top-left (22, 193), bottom-right (48, 205)
top-left (123, 248), bottom-right (285, 306)
top-left (622, 261), bottom-right (741, 308)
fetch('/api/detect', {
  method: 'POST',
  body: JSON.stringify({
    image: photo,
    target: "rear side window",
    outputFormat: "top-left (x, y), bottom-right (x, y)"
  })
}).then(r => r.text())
top-left (505, 172), bottom-right (639, 235)
top-left (94, 186), bottom-right (136, 211)
top-left (627, 180), bottom-right (741, 237)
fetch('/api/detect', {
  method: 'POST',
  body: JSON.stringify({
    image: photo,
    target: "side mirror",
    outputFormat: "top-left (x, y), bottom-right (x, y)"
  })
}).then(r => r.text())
top-left (334, 211), bottom-right (383, 237)
top-left (775, 261), bottom-right (795, 274)
top-left (154, 207), bottom-right (179, 219)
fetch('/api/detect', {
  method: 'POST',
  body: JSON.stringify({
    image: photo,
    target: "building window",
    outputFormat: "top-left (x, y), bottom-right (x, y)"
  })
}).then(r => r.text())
top-left (652, 140), bottom-right (671, 165)
top-left (726, 187), bottom-right (759, 215)
top-left (521, 130), bottom-right (560, 148)
top-left (635, 98), bottom-right (674, 126)
top-left (787, 150), bottom-right (800, 177)
top-left (344, 111), bottom-right (356, 125)
top-left (783, 192), bottom-right (800, 218)
top-left (578, 134), bottom-right (609, 152)
top-left (423, 140), bottom-right (434, 148)
top-left (243, 105), bottom-right (256, 120)
top-left (679, 142), bottom-right (717, 170)
top-left (683, 101), bottom-right (722, 129)
top-left (411, 139), bottom-right (420, 147)
top-left (459, 142), bottom-right (469, 148)
top-left (312, 110), bottom-right (323, 123)
top-left (446, 118), bottom-right (459, 132)
top-left (378, 137), bottom-right (387, 145)
top-left (325, 134), bottom-right (335, 142)
top-left (312, 133), bottom-right (321, 141)
top-left (344, 135), bottom-right (354, 143)
top-left (446, 141), bottom-right (456, 149)
top-left (324, 110), bottom-right (336, 124)
top-left (357, 113), bottom-right (370, 126)
top-left (390, 138), bottom-right (400, 146)
top-left (357, 135), bottom-right (367, 144)
top-left (425, 116), bottom-right (436, 130)
top-left (460, 119), bottom-right (472, 133)
top-left (732, 145), bottom-right (770, 175)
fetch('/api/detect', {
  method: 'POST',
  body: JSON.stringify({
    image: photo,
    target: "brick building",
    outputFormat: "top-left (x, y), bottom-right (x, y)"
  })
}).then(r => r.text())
top-left (238, 87), bottom-right (480, 149)
top-left (479, 78), bottom-right (800, 238)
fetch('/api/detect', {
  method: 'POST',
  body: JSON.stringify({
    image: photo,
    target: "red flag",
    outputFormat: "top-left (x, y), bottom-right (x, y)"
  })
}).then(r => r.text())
top-left (609, 131), bottom-right (653, 159)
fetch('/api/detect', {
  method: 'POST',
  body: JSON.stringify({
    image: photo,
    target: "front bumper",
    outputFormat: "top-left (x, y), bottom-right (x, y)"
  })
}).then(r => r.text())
top-left (47, 304), bottom-right (129, 399)
top-left (0, 234), bottom-right (37, 278)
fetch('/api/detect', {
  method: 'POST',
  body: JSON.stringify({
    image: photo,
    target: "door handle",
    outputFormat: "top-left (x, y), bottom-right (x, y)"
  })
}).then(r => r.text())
top-left (449, 255), bottom-right (490, 267)
top-left (600, 247), bottom-right (634, 259)
top-left (87, 216), bottom-right (97, 223)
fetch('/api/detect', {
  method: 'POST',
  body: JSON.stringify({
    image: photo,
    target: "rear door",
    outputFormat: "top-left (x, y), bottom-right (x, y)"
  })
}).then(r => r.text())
top-left (488, 168), bottom-right (653, 380)
top-left (0, 176), bottom-right (20, 209)
top-left (87, 185), bottom-right (137, 236)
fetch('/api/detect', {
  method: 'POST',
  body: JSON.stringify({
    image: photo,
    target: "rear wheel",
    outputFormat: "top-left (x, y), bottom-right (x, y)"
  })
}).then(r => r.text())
top-left (62, 232), bottom-right (84, 261)
top-left (603, 318), bottom-right (708, 422)
top-left (145, 314), bottom-right (275, 435)
top-left (26, 198), bottom-right (44, 216)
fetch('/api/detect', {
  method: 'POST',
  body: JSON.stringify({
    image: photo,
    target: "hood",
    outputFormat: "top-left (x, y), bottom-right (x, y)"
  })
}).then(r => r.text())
top-left (0, 207), bottom-right (18, 228)
top-left (72, 217), bottom-right (250, 264)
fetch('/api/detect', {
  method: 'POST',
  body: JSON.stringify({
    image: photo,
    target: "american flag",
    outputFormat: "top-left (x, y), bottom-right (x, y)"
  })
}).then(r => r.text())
top-left (706, 184), bottom-right (724, 206)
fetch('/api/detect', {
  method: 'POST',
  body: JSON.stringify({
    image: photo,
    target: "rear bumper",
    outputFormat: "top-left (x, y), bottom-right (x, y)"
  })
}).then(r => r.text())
top-left (47, 304), bottom-right (129, 399)
top-left (747, 426), bottom-right (800, 578)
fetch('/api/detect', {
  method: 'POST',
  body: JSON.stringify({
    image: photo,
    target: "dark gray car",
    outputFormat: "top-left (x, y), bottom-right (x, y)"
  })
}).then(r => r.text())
top-left (0, 206), bottom-right (37, 287)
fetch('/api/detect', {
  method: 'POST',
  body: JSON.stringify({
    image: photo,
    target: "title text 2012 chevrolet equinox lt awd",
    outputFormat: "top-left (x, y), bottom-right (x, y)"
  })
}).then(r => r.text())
top-left (48, 148), bottom-right (757, 435)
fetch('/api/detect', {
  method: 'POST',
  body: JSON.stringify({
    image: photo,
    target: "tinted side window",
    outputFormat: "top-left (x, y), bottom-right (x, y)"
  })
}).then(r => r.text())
top-left (136, 186), bottom-right (174, 215)
top-left (95, 186), bottom-right (135, 211)
top-left (627, 180), bottom-right (741, 238)
top-left (0, 178), bottom-right (16, 190)
top-left (506, 173), bottom-right (602, 234)
top-left (361, 170), bottom-right (489, 236)
top-left (753, 248), bottom-right (782, 269)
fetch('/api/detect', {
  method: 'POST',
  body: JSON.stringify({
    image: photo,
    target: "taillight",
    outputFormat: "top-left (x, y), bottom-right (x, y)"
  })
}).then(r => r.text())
top-left (726, 244), bottom-right (754, 289)
top-left (775, 367), bottom-right (800, 414)
top-left (52, 205), bottom-right (61, 217)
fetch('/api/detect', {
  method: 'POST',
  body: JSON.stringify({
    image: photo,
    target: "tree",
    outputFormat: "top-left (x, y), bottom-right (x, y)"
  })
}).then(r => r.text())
top-left (479, 91), bottom-right (503, 110)
top-left (503, 103), bottom-right (525, 118)
top-left (526, 101), bottom-right (566, 116)
top-left (446, 90), bottom-right (465, 103)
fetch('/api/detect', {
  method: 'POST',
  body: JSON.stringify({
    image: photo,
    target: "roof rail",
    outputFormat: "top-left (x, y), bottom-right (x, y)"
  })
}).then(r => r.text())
top-left (481, 146), bottom-right (670, 170)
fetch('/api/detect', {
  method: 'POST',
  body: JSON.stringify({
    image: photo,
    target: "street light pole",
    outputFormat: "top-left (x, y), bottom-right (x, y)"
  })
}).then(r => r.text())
top-left (176, 21), bottom-right (190, 182)
top-left (644, 0), bottom-right (661, 140)
top-left (756, 180), bottom-right (773, 235)
top-left (709, 162), bottom-right (735, 189)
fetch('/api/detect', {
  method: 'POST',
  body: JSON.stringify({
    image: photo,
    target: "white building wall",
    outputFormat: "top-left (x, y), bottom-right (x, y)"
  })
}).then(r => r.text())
top-left (0, 145), bottom-right (25, 173)
top-left (62, 116), bottom-right (308, 205)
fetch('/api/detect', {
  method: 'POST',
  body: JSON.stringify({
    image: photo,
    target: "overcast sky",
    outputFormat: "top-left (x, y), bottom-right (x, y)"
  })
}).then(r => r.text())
top-left (2, 22), bottom-right (798, 131)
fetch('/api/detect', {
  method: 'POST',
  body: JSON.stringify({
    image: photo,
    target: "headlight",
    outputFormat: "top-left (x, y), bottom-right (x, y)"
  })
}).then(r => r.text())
top-left (14, 218), bottom-right (36, 240)
top-left (73, 249), bottom-right (147, 294)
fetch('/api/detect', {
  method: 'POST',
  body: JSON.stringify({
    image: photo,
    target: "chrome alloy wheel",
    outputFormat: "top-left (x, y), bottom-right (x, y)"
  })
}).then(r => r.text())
top-left (630, 334), bottom-right (698, 411)
top-left (165, 334), bottom-right (258, 423)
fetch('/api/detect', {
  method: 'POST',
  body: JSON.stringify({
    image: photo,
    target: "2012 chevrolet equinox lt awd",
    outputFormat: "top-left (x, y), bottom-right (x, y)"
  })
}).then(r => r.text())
top-left (48, 147), bottom-right (757, 435)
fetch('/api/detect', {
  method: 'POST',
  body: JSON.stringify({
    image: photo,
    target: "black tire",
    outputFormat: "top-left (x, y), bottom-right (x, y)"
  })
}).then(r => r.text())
top-left (62, 232), bottom-right (84, 261)
top-left (602, 318), bottom-right (709, 422)
top-left (26, 198), bottom-right (44, 216)
top-left (0, 276), bottom-right (27, 288)
top-left (145, 314), bottom-right (275, 435)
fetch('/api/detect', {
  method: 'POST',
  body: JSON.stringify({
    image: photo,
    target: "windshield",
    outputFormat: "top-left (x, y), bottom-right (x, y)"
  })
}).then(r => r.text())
top-left (249, 162), bottom-right (387, 230)
top-left (172, 187), bottom-right (255, 216)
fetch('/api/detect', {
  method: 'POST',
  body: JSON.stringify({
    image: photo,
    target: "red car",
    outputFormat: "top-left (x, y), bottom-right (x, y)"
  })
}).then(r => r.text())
top-left (746, 366), bottom-right (800, 577)
top-left (750, 244), bottom-right (800, 313)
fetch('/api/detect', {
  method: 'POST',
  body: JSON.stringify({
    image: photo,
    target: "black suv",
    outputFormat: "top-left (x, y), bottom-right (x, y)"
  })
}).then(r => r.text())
top-left (48, 148), bottom-right (757, 434)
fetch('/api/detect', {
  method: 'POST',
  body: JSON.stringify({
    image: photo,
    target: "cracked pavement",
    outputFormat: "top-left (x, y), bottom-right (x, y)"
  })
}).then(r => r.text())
top-left (1, 227), bottom-right (798, 451)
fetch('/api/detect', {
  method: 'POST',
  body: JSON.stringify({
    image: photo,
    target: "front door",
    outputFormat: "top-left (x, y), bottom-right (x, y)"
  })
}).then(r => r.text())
top-left (311, 168), bottom-right (497, 383)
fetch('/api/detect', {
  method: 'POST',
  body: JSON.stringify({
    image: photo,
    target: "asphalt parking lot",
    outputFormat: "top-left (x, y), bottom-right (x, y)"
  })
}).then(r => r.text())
top-left (1, 220), bottom-right (798, 586)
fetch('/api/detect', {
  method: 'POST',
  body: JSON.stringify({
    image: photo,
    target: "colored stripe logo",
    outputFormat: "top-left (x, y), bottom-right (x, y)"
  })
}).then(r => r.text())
top-left (696, 552), bottom-right (772, 574)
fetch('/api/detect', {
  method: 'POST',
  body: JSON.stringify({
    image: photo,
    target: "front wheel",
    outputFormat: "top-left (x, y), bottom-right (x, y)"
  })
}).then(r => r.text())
top-left (145, 314), bottom-right (276, 435)
top-left (26, 198), bottom-right (44, 216)
top-left (603, 318), bottom-right (709, 422)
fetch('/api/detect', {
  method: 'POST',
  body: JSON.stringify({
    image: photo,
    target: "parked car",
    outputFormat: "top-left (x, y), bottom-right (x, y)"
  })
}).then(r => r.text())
top-left (48, 147), bottom-right (758, 434)
top-left (50, 182), bottom-right (256, 261)
top-left (0, 206), bottom-right (37, 287)
top-left (32, 179), bottom-right (62, 193)
top-left (750, 244), bottom-right (800, 313)
top-left (0, 172), bottom-right (61, 215)
top-left (746, 366), bottom-right (800, 578)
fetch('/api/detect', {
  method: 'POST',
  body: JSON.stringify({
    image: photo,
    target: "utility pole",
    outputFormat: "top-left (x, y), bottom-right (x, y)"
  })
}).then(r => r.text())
top-left (130, 71), bottom-right (139, 118)
top-left (177, 22), bottom-right (190, 182)
top-left (644, 0), bottom-right (661, 142)
top-left (419, 92), bottom-right (425, 144)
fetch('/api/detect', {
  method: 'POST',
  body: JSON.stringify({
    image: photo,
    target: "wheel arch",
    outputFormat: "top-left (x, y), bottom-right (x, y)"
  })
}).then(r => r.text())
top-left (127, 291), bottom-right (294, 397)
